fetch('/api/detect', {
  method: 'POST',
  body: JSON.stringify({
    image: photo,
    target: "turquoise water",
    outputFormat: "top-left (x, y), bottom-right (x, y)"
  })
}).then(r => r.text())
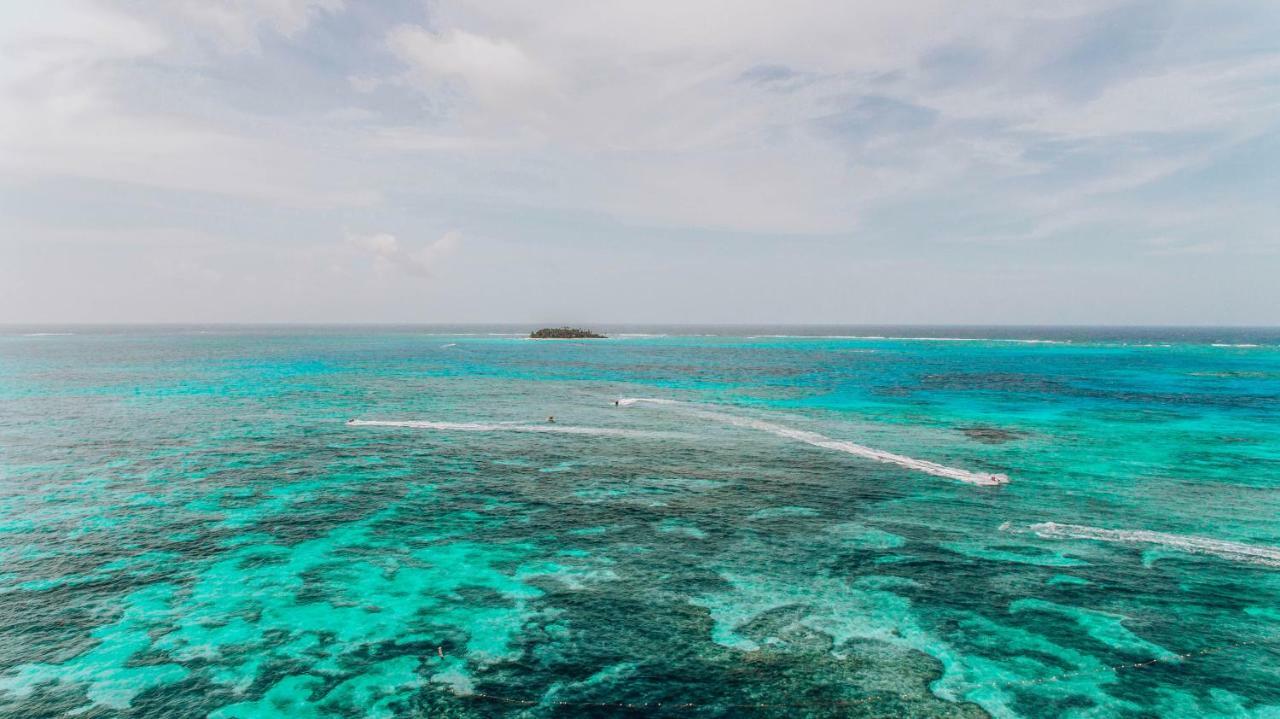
top-left (0, 326), bottom-right (1277, 718)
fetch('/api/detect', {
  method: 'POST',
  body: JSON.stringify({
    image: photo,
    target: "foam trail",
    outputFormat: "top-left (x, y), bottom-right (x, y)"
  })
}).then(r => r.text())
top-left (1006, 522), bottom-right (1280, 568)
top-left (347, 419), bottom-right (681, 439)
top-left (618, 398), bottom-right (1008, 486)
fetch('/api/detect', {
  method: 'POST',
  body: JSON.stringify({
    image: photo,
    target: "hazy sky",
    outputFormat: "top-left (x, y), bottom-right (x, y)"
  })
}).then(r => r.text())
top-left (2, 1), bottom-right (1278, 324)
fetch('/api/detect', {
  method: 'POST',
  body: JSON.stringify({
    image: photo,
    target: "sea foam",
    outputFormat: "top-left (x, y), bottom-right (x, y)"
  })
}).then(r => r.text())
top-left (744, 335), bottom-right (1068, 344)
top-left (346, 419), bottom-right (680, 439)
top-left (1005, 522), bottom-right (1280, 568)
top-left (617, 398), bottom-right (1009, 486)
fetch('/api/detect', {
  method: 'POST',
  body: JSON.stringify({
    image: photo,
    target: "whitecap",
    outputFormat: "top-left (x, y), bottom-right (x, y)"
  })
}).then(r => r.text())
top-left (742, 334), bottom-right (1069, 344)
top-left (1003, 521), bottom-right (1280, 568)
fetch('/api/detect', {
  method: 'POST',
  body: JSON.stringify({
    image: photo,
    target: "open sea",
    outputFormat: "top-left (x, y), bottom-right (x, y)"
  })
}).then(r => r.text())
top-left (1, 325), bottom-right (1278, 718)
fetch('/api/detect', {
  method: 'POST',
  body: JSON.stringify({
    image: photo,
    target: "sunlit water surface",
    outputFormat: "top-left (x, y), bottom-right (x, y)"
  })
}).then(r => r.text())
top-left (1, 326), bottom-right (1277, 718)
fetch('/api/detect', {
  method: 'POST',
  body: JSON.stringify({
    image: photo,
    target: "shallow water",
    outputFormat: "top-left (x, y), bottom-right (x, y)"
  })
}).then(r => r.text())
top-left (1, 325), bottom-right (1278, 718)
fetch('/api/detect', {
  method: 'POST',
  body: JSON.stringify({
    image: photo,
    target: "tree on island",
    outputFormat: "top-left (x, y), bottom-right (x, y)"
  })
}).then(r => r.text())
top-left (529, 327), bottom-right (607, 339)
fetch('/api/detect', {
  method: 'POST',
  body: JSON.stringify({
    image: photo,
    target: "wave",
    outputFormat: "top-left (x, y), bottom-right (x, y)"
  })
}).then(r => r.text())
top-left (617, 398), bottom-right (1008, 486)
top-left (1004, 522), bottom-right (1280, 568)
top-left (743, 335), bottom-right (1069, 344)
top-left (886, 336), bottom-right (1067, 344)
top-left (21, 332), bottom-right (75, 337)
top-left (1211, 343), bottom-right (1261, 348)
top-left (346, 419), bottom-right (681, 439)
top-left (746, 334), bottom-right (890, 340)
top-left (520, 337), bottom-right (616, 341)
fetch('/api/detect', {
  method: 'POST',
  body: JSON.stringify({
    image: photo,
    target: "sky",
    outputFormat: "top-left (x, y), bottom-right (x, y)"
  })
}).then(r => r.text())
top-left (1, 0), bottom-right (1278, 325)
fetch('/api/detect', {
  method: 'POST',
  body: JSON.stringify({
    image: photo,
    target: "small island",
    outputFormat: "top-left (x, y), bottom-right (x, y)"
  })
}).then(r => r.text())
top-left (530, 327), bottom-right (607, 339)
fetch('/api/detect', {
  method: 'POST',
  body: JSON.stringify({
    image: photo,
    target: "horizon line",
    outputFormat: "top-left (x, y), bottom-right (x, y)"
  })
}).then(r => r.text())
top-left (2, 322), bottom-right (1278, 329)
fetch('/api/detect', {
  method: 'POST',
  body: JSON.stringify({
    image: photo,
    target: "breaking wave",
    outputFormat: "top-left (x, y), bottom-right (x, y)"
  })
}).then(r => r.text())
top-left (346, 419), bottom-right (681, 439)
top-left (1004, 522), bottom-right (1280, 568)
top-left (617, 398), bottom-right (1008, 486)
top-left (743, 335), bottom-right (1068, 344)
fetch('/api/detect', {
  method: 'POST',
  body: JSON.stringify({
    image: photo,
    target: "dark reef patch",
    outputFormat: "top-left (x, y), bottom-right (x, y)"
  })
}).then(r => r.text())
top-left (958, 426), bottom-right (1027, 444)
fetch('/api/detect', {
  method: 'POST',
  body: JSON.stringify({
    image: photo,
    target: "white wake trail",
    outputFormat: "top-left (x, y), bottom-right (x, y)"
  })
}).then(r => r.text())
top-left (1005, 522), bottom-right (1280, 568)
top-left (617, 398), bottom-right (1009, 486)
top-left (347, 419), bottom-right (681, 439)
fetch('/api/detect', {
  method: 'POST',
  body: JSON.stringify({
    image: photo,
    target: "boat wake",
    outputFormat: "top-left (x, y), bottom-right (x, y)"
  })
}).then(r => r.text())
top-left (617, 398), bottom-right (1009, 486)
top-left (346, 419), bottom-right (681, 439)
top-left (1004, 521), bottom-right (1280, 568)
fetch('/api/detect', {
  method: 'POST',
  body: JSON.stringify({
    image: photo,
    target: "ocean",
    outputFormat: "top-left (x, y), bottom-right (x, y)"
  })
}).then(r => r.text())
top-left (0, 325), bottom-right (1277, 718)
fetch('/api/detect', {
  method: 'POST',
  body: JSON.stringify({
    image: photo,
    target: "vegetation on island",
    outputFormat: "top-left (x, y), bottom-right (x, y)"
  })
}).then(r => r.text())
top-left (530, 327), bottom-right (607, 339)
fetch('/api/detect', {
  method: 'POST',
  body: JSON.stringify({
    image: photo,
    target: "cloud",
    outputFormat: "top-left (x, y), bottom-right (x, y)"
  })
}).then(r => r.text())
top-left (139, 0), bottom-right (345, 53)
top-left (3, 1), bottom-right (1279, 323)
top-left (387, 26), bottom-right (554, 114)
top-left (367, 1), bottom-right (1280, 237)
top-left (0, 0), bottom-right (374, 208)
top-left (9, 0), bottom-right (1277, 234)
top-left (347, 231), bottom-right (461, 277)
top-left (738, 64), bottom-right (804, 88)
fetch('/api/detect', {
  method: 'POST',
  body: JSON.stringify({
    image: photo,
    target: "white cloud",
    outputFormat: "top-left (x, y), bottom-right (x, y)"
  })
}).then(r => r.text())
top-left (8, 0), bottom-right (1275, 234)
top-left (388, 26), bottom-right (554, 113)
top-left (0, 1), bottom-right (166, 107)
top-left (347, 231), bottom-right (462, 277)
top-left (372, 1), bottom-right (1280, 235)
top-left (0, 0), bottom-right (373, 207)
top-left (2, 1), bottom-right (1278, 322)
top-left (143, 0), bottom-right (344, 53)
